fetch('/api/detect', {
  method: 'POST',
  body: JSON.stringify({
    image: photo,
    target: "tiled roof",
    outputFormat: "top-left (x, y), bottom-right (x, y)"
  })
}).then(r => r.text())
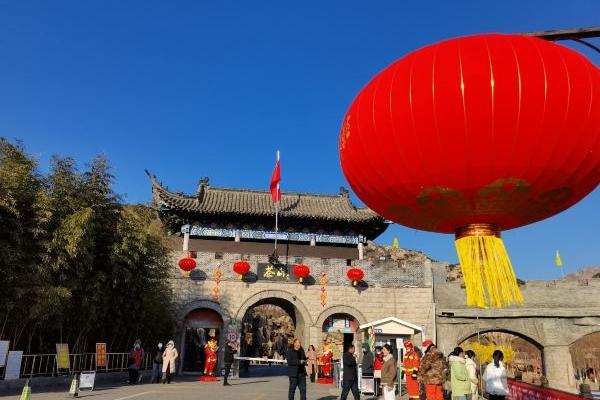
top-left (148, 172), bottom-right (384, 224)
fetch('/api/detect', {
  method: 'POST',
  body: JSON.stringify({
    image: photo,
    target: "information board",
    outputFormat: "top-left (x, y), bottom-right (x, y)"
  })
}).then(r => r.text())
top-left (56, 343), bottom-right (70, 369)
top-left (95, 343), bottom-right (107, 368)
top-left (4, 351), bottom-right (23, 380)
top-left (0, 340), bottom-right (9, 367)
top-left (79, 371), bottom-right (96, 390)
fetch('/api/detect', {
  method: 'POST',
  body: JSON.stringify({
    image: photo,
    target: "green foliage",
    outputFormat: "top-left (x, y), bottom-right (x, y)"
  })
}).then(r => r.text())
top-left (0, 138), bottom-right (174, 353)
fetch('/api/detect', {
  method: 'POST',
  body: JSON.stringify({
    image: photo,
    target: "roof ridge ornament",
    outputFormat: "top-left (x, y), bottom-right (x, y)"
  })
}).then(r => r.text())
top-left (339, 186), bottom-right (349, 198)
top-left (197, 177), bottom-right (210, 202)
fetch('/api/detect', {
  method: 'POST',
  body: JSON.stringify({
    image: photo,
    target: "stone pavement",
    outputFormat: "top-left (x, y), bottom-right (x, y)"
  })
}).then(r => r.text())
top-left (1, 375), bottom-right (407, 400)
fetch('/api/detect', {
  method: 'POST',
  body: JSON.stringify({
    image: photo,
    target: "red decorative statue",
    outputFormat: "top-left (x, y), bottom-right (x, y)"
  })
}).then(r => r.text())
top-left (204, 338), bottom-right (219, 376)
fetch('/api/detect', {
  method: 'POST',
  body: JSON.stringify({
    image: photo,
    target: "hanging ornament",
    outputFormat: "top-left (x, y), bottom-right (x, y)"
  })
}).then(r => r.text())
top-left (319, 272), bottom-right (328, 307)
top-left (212, 263), bottom-right (222, 301)
top-left (340, 33), bottom-right (600, 308)
top-left (293, 264), bottom-right (310, 283)
top-left (347, 268), bottom-right (364, 287)
top-left (233, 261), bottom-right (251, 279)
top-left (178, 257), bottom-right (196, 277)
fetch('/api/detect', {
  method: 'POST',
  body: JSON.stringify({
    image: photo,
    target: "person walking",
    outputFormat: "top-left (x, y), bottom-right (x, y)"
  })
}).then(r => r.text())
top-left (483, 350), bottom-right (508, 400)
top-left (223, 342), bottom-right (237, 386)
top-left (464, 350), bottom-right (478, 399)
top-left (307, 345), bottom-right (318, 383)
top-left (128, 339), bottom-right (144, 384)
top-left (287, 339), bottom-right (308, 400)
top-left (151, 342), bottom-right (164, 383)
top-left (448, 347), bottom-right (471, 400)
top-left (418, 340), bottom-right (448, 400)
top-left (162, 340), bottom-right (178, 384)
top-left (381, 344), bottom-right (397, 400)
top-left (340, 345), bottom-right (360, 400)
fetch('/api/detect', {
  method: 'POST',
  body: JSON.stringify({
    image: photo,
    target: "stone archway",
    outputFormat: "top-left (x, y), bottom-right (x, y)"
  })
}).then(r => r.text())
top-left (455, 328), bottom-right (545, 351)
top-left (459, 329), bottom-right (545, 383)
top-left (179, 299), bottom-right (232, 322)
top-left (313, 305), bottom-right (367, 357)
top-left (178, 300), bottom-right (231, 375)
top-left (235, 290), bottom-right (313, 350)
top-left (315, 305), bottom-right (367, 328)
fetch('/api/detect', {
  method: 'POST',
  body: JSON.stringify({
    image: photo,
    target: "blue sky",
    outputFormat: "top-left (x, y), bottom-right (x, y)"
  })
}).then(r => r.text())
top-left (1, 0), bottom-right (599, 280)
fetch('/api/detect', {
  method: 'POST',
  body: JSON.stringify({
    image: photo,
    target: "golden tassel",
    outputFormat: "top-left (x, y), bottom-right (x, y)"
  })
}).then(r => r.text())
top-left (455, 224), bottom-right (523, 308)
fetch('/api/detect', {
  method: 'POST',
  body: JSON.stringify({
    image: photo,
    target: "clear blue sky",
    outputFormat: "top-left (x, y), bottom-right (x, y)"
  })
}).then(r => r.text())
top-left (1, 0), bottom-right (599, 280)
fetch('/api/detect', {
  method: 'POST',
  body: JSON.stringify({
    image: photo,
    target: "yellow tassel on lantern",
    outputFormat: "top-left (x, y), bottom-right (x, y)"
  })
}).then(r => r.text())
top-left (455, 224), bottom-right (523, 308)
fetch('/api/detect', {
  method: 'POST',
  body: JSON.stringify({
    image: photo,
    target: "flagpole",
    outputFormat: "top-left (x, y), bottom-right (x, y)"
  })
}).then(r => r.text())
top-left (274, 150), bottom-right (280, 252)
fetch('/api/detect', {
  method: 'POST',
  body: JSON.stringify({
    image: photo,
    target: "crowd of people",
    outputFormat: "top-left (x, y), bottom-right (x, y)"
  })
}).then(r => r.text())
top-left (128, 336), bottom-right (509, 400)
top-left (286, 338), bottom-right (509, 400)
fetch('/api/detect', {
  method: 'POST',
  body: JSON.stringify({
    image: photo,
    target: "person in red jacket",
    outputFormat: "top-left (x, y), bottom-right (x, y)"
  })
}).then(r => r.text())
top-left (402, 341), bottom-right (421, 399)
top-left (373, 346), bottom-right (384, 396)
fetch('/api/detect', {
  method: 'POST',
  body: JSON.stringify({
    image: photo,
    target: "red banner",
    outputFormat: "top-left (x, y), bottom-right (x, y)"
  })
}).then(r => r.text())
top-left (508, 379), bottom-right (583, 400)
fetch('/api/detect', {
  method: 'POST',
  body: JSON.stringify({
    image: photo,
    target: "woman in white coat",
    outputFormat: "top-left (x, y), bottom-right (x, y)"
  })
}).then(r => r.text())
top-left (465, 350), bottom-right (479, 399)
top-left (483, 350), bottom-right (508, 400)
top-left (162, 340), bottom-right (178, 384)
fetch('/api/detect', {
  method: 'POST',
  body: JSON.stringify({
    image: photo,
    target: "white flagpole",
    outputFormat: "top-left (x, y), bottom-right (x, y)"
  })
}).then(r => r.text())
top-left (274, 150), bottom-right (280, 251)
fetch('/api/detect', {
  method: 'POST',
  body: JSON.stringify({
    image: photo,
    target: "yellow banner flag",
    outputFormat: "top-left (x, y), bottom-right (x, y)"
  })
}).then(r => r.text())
top-left (393, 237), bottom-right (399, 249)
top-left (56, 343), bottom-right (70, 369)
top-left (555, 250), bottom-right (563, 267)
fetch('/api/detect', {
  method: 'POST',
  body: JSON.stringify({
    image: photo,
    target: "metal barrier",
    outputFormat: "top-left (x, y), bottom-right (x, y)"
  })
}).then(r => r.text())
top-left (12, 352), bottom-right (153, 379)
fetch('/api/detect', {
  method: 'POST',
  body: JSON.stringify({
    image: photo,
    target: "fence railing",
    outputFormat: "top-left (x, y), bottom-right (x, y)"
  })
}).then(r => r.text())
top-left (5, 352), bottom-right (153, 380)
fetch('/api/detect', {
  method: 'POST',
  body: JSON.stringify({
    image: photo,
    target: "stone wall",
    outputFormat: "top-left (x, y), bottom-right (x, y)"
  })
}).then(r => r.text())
top-left (168, 247), bottom-right (435, 371)
top-left (434, 268), bottom-right (600, 393)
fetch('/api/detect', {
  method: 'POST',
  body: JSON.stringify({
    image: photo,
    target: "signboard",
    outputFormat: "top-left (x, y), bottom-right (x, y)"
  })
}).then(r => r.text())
top-left (95, 343), bottom-right (107, 368)
top-left (79, 371), bottom-right (96, 390)
top-left (0, 340), bottom-right (9, 367)
top-left (183, 225), bottom-right (363, 245)
top-left (257, 263), bottom-right (296, 282)
top-left (227, 331), bottom-right (238, 343)
top-left (360, 376), bottom-right (375, 394)
top-left (374, 329), bottom-right (383, 334)
top-left (4, 351), bottom-right (23, 380)
top-left (56, 343), bottom-right (70, 369)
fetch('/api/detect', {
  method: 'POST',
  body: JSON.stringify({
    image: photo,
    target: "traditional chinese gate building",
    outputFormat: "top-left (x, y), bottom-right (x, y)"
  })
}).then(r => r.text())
top-left (149, 173), bottom-right (436, 374)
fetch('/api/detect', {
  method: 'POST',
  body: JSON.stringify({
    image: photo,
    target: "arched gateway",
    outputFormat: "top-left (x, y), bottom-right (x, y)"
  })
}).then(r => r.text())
top-left (150, 173), bottom-right (435, 376)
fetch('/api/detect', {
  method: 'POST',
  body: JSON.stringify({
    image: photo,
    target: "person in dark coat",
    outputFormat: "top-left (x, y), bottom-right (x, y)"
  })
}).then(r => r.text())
top-left (223, 342), bottom-right (237, 386)
top-left (362, 343), bottom-right (374, 376)
top-left (287, 339), bottom-right (307, 400)
top-left (341, 345), bottom-right (360, 400)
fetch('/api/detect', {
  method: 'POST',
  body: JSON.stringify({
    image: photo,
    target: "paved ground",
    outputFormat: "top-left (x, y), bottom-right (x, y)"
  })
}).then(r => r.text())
top-left (3, 366), bottom-right (407, 400)
top-left (4, 375), bottom-right (345, 400)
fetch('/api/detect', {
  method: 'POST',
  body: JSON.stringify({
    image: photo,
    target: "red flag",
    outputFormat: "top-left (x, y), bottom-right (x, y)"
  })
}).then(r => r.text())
top-left (270, 154), bottom-right (281, 203)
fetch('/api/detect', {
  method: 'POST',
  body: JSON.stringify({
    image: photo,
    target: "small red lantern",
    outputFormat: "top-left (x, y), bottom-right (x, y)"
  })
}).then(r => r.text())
top-left (233, 261), bottom-right (251, 279)
top-left (178, 257), bottom-right (196, 276)
top-left (293, 264), bottom-right (310, 283)
top-left (347, 268), bottom-right (364, 286)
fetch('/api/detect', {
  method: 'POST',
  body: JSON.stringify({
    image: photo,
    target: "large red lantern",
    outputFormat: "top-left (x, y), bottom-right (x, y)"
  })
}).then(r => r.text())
top-left (347, 268), bottom-right (364, 287)
top-left (293, 264), bottom-right (310, 283)
top-left (233, 261), bottom-right (251, 279)
top-left (340, 34), bottom-right (600, 308)
top-left (178, 257), bottom-right (196, 276)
